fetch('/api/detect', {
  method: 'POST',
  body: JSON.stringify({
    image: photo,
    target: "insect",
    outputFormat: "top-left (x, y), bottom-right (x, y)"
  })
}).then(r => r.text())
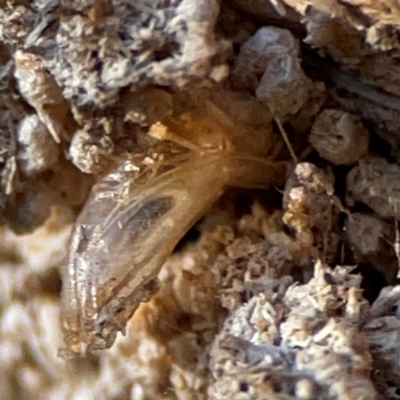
top-left (59, 91), bottom-right (287, 358)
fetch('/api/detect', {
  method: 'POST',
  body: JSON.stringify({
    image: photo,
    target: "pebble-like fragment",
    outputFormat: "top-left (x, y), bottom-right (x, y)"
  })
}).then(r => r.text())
top-left (346, 213), bottom-right (386, 256)
top-left (232, 25), bottom-right (313, 120)
top-left (48, 159), bottom-right (93, 208)
top-left (5, 183), bottom-right (54, 234)
top-left (17, 114), bottom-right (60, 176)
top-left (231, 26), bottom-right (300, 91)
top-left (288, 80), bottom-right (327, 134)
top-left (309, 109), bottom-right (369, 165)
top-left (256, 53), bottom-right (314, 120)
top-left (344, 212), bottom-right (398, 281)
top-left (347, 158), bottom-right (400, 219)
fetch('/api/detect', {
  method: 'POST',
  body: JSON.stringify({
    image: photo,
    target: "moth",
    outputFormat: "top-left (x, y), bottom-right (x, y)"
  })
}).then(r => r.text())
top-left (59, 96), bottom-right (287, 358)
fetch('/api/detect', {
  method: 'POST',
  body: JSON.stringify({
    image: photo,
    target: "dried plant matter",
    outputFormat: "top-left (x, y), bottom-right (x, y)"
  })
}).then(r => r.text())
top-left (282, 163), bottom-right (341, 265)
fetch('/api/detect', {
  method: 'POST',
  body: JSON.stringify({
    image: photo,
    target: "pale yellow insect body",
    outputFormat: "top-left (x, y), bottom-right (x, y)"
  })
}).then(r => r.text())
top-left (60, 91), bottom-right (286, 358)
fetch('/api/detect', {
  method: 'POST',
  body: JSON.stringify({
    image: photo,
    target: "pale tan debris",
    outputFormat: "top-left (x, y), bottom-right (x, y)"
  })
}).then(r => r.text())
top-left (69, 117), bottom-right (114, 174)
top-left (13, 51), bottom-right (76, 143)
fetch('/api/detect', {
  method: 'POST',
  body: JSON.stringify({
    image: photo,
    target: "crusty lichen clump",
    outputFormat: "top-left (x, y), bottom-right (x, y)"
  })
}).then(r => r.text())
top-left (209, 261), bottom-right (376, 400)
top-left (1, 0), bottom-right (227, 108)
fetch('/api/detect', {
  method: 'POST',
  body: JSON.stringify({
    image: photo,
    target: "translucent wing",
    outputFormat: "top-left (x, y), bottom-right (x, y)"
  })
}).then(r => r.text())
top-left (60, 152), bottom-right (230, 356)
top-left (60, 149), bottom-right (285, 357)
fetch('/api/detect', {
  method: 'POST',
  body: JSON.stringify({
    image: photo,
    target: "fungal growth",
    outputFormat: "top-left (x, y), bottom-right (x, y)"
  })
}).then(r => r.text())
top-left (59, 87), bottom-right (287, 358)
